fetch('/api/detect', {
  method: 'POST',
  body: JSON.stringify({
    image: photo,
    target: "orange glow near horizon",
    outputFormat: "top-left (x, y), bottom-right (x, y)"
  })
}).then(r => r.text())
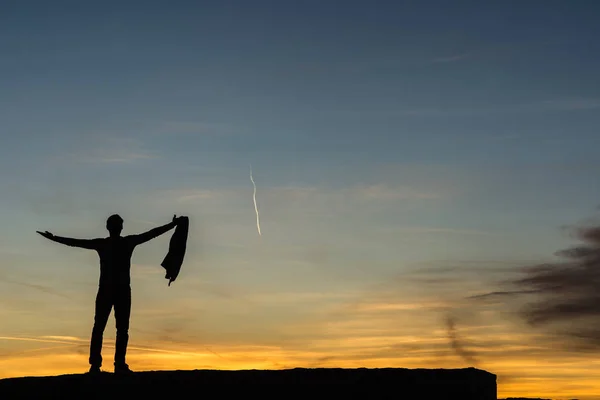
top-left (2, 334), bottom-right (600, 399)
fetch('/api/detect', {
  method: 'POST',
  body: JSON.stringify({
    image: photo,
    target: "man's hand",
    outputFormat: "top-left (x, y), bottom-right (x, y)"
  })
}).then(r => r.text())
top-left (36, 231), bottom-right (54, 240)
top-left (172, 215), bottom-right (182, 224)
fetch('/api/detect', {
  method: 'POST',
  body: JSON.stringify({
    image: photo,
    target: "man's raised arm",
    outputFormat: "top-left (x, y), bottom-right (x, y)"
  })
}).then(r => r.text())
top-left (130, 216), bottom-right (178, 246)
top-left (36, 231), bottom-right (101, 250)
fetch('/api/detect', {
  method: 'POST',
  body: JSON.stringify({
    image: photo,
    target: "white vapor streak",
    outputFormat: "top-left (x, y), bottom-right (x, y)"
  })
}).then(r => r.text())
top-left (0, 336), bottom-right (84, 345)
top-left (0, 336), bottom-right (214, 356)
top-left (249, 164), bottom-right (262, 236)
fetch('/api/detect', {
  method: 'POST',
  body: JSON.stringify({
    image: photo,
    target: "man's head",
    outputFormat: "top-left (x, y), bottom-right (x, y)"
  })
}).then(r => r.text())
top-left (106, 214), bottom-right (124, 236)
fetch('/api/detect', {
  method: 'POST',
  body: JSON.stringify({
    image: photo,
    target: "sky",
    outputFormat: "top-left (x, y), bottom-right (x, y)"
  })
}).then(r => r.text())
top-left (1, 0), bottom-right (600, 398)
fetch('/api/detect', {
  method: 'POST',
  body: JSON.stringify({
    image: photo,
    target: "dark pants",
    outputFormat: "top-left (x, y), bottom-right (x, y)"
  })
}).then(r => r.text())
top-left (89, 285), bottom-right (131, 367)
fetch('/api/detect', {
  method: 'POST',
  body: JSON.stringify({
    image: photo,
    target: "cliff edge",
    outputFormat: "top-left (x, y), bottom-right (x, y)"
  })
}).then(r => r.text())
top-left (0, 367), bottom-right (497, 399)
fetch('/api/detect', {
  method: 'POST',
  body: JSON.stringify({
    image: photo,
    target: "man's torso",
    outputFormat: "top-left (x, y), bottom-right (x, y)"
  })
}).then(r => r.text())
top-left (95, 236), bottom-right (137, 288)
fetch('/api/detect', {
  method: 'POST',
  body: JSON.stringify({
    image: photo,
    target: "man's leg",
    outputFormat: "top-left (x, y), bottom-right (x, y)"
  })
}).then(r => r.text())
top-left (113, 286), bottom-right (132, 370)
top-left (89, 288), bottom-right (113, 369)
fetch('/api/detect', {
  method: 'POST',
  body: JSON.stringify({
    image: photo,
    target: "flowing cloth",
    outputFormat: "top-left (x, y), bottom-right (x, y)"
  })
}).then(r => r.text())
top-left (161, 216), bottom-right (189, 286)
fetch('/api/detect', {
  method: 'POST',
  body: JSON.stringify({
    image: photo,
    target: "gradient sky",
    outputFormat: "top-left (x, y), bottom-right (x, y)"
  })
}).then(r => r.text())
top-left (2, 1), bottom-right (600, 398)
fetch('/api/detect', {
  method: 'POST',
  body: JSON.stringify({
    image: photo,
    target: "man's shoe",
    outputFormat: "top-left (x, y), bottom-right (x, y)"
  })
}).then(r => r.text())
top-left (88, 365), bottom-right (102, 374)
top-left (114, 363), bottom-right (133, 374)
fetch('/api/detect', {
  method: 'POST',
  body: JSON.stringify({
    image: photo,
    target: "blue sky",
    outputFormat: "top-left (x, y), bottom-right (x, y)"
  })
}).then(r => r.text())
top-left (1, 1), bottom-right (600, 397)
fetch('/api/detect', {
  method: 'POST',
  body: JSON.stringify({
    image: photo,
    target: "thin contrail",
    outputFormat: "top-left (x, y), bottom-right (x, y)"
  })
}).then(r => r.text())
top-left (249, 164), bottom-right (262, 236)
top-left (0, 336), bottom-right (220, 357)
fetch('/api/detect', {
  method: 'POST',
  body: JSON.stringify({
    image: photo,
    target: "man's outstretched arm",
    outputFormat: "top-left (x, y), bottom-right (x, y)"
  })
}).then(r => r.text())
top-left (36, 231), bottom-right (101, 250)
top-left (130, 215), bottom-right (179, 246)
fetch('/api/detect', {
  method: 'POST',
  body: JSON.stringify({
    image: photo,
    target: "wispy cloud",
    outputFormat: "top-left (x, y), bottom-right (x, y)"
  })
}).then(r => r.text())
top-left (399, 97), bottom-right (600, 117)
top-left (538, 98), bottom-right (600, 111)
top-left (40, 336), bottom-right (81, 341)
top-left (0, 335), bottom-right (212, 357)
top-left (156, 183), bottom-right (441, 207)
top-left (0, 336), bottom-right (85, 346)
top-left (247, 291), bottom-right (356, 304)
top-left (0, 276), bottom-right (71, 300)
top-left (171, 189), bottom-right (223, 203)
top-left (265, 183), bottom-right (441, 203)
top-left (397, 211), bottom-right (600, 363)
top-left (385, 227), bottom-right (496, 236)
top-left (144, 183), bottom-right (443, 235)
top-left (432, 54), bottom-right (468, 63)
top-left (467, 290), bottom-right (538, 300)
top-left (351, 300), bottom-right (448, 313)
top-left (502, 221), bottom-right (600, 350)
top-left (445, 316), bottom-right (480, 366)
top-left (67, 135), bottom-right (159, 164)
top-left (85, 152), bottom-right (157, 164)
top-left (395, 211), bottom-right (600, 362)
top-left (157, 121), bottom-right (236, 135)
top-left (131, 263), bottom-right (166, 277)
top-left (350, 184), bottom-right (440, 200)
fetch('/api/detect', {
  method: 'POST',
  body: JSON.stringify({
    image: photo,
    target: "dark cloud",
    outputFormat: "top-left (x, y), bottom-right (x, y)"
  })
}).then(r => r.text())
top-left (402, 210), bottom-right (600, 355)
top-left (467, 290), bottom-right (538, 300)
top-left (450, 214), bottom-right (600, 352)
top-left (501, 222), bottom-right (600, 348)
top-left (445, 316), bottom-right (479, 366)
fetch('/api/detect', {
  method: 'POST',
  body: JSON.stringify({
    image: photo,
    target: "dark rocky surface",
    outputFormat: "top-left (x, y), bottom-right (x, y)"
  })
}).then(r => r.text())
top-left (0, 367), bottom-right (497, 399)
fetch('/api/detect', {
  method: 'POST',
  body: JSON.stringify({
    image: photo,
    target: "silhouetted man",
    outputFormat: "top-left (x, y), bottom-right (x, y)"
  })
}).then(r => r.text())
top-left (37, 214), bottom-right (181, 374)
